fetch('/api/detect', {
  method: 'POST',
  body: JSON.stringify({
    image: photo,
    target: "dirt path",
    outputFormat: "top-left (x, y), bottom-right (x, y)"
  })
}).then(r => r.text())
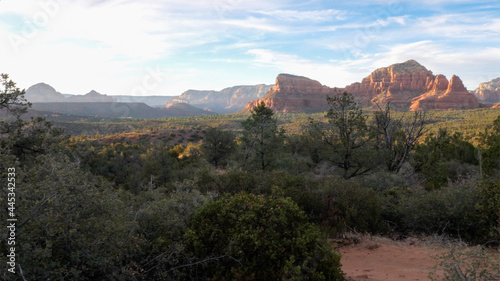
top-left (338, 236), bottom-right (446, 281)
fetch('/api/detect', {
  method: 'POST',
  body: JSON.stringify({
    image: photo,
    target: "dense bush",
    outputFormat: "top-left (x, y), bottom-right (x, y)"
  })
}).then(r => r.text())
top-left (184, 193), bottom-right (345, 281)
top-left (414, 129), bottom-right (479, 189)
top-left (383, 180), bottom-right (500, 243)
top-left (0, 155), bottom-right (130, 280)
top-left (319, 178), bottom-right (385, 235)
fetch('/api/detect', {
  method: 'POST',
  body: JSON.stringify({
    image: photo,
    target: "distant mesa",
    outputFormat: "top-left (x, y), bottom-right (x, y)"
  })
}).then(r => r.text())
top-left (24, 83), bottom-right (214, 118)
top-left (473, 77), bottom-right (500, 104)
top-left (67, 90), bottom-right (116, 102)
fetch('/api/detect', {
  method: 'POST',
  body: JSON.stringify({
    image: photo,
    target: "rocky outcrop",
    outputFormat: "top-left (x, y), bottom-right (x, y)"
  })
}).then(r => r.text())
top-left (474, 77), bottom-right (500, 103)
top-left (342, 60), bottom-right (479, 110)
top-left (245, 61), bottom-right (480, 113)
top-left (67, 90), bottom-right (116, 102)
top-left (173, 84), bottom-right (271, 113)
top-left (25, 83), bottom-right (67, 103)
top-left (344, 60), bottom-right (435, 107)
top-left (244, 74), bottom-right (335, 113)
top-left (492, 103), bottom-right (500, 109)
top-left (410, 75), bottom-right (479, 110)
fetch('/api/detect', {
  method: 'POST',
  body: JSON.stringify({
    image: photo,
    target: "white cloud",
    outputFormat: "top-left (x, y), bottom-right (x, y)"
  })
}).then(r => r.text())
top-left (255, 9), bottom-right (348, 22)
top-left (362, 41), bottom-right (500, 89)
top-left (219, 17), bottom-right (285, 32)
top-left (246, 49), bottom-right (363, 88)
top-left (1, 0), bottom-right (499, 96)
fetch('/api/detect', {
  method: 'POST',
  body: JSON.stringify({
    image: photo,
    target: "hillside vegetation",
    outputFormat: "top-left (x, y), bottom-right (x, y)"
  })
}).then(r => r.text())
top-left (1, 74), bottom-right (499, 280)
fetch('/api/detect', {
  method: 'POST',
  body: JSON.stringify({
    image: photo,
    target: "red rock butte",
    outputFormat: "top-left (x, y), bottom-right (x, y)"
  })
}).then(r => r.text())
top-left (245, 60), bottom-right (480, 113)
top-left (245, 74), bottom-right (334, 113)
top-left (410, 74), bottom-right (479, 110)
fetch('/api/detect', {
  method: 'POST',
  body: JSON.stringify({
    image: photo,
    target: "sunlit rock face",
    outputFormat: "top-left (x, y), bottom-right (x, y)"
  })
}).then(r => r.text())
top-left (474, 77), bottom-right (500, 104)
top-left (245, 74), bottom-right (334, 113)
top-left (410, 75), bottom-right (479, 111)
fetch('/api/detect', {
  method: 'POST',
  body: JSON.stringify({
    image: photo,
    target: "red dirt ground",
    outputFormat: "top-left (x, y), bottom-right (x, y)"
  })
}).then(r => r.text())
top-left (338, 236), bottom-right (446, 281)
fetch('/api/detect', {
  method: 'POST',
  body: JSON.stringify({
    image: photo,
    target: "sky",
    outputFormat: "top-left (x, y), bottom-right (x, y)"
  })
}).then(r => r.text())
top-left (1, 0), bottom-right (500, 96)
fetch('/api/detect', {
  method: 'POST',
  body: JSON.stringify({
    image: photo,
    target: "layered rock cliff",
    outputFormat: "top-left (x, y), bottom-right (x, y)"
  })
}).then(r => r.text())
top-left (410, 75), bottom-right (479, 110)
top-left (343, 60), bottom-right (479, 110)
top-left (474, 77), bottom-right (500, 104)
top-left (173, 84), bottom-right (271, 113)
top-left (345, 60), bottom-right (435, 106)
top-left (244, 74), bottom-right (334, 113)
top-left (245, 61), bottom-right (480, 113)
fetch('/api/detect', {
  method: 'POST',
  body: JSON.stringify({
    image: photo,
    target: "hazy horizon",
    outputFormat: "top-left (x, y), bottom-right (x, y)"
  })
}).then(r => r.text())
top-left (2, 0), bottom-right (500, 96)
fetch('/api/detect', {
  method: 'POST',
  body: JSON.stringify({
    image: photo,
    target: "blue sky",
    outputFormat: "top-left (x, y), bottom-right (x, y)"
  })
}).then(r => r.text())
top-left (1, 0), bottom-right (499, 96)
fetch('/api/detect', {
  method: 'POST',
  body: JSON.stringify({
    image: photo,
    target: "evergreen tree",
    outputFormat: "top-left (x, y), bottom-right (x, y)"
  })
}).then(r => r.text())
top-left (201, 126), bottom-right (236, 168)
top-left (240, 102), bottom-right (285, 171)
top-left (315, 91), bottom-right (378, 179)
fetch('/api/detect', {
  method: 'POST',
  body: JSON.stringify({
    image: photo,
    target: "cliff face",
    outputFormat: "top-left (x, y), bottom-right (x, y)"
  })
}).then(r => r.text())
top-left (244, 74), bottom-right (334, 113)
top-left (474, 77), bottom-right (500, 103)
top-left (245, 61), bottom-right (481, 113)
top-left (173, 84), bottom-right (271, 113)
top-left (410, 75), bottom-right (479, 110)
top-left (344, 60), bottom-right (435, 106)
top-left (342, 60), bottom-right (479, 110)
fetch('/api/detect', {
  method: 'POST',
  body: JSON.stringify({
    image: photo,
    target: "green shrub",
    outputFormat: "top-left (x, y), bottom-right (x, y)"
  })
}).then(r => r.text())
top-left (320, 178), bottom-right (384, 235)
top-left (270, 172), bottom-right (324, 223)
top-left (475, 179), bottom-right (500, 243)
top-left (385, 180), bottom-right (499, 243)
top-left (184, 193), bottom-right (345, 281)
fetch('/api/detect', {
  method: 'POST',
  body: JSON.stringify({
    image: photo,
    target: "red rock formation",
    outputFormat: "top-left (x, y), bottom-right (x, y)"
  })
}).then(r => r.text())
top-left (410, 75), bottom-right (479, 110)
top-left (491, 103), bottom-right (500, 109)
top-left (244, 60), bottom-right (480, 113)
top-left (344, 60), bottom-right (479, 110)
top-left (344, 60), bottom-right (435, 106)
top-left (244, 74), bottom-right (334, 113)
